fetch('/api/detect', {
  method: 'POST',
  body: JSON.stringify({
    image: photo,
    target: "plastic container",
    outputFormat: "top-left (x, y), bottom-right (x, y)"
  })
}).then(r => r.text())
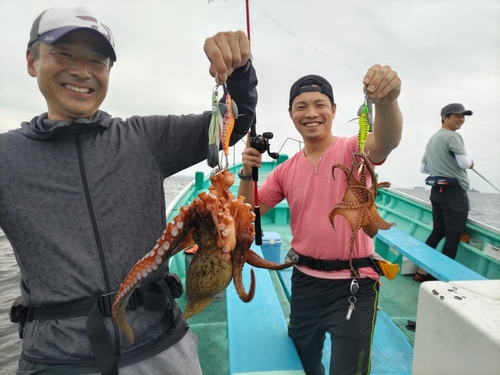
top-left (468, 238), bottom-right (483, 250)
top-left (401, 256), bottom-right (418, 275)
top-left (413, 280), bottom-right (500, 375)
top-left (260, 232), bottom-right (282, 263)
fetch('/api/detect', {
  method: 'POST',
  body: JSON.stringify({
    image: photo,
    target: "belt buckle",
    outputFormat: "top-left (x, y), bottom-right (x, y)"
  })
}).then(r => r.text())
top-left (285, 248), bottom-right (300, 263)
top-left (97, 292), bottom-right (116, 316)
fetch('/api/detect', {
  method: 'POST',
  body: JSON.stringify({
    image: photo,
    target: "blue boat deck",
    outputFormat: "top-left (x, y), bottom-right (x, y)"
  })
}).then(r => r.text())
top-left (171, 237), bottom-right (418, 375)
top-left (165, 162), bottom-right (499, 374)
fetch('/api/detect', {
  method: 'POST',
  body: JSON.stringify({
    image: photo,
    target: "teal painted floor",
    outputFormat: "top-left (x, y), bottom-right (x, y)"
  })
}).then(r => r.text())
top-left (171, 235), bottom-right (421, 375)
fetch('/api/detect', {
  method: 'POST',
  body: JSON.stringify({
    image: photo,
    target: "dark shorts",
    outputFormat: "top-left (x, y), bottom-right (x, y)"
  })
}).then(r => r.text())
top-left (430, 185), bottom-right (469, 233)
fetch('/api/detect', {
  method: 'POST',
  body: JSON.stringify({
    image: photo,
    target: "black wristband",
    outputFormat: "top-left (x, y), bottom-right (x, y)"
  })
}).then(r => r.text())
top-left (238, 168), bottom-right (252, 181)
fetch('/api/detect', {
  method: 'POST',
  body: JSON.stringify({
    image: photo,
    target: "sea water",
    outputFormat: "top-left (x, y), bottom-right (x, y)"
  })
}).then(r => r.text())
top-left (0, 179), bottom-right (498, 373)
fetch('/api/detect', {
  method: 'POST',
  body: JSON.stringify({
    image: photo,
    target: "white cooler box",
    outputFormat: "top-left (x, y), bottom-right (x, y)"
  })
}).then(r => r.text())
top-left (413, 280), bottom-right (500, 375)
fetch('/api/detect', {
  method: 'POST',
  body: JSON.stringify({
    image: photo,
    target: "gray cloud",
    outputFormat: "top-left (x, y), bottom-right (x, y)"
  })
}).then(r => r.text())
top-left (1, 0), bottom-right (498, 191)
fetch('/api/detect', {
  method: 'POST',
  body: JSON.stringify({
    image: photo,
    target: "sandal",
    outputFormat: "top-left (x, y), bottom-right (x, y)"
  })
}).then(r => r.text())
top-left (413, 272), bottom-right (436, 282)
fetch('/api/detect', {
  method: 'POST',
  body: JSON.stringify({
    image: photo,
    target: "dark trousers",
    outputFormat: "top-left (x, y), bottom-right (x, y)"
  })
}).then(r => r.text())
top-left (426, 185), bottom-right (469, 259)
top-left (288, 268), bottom-right (379, 375)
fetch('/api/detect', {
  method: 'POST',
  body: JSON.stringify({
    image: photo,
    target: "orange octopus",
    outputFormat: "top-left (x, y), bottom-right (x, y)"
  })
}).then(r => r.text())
top-left (112, 169), bottom-right (294, 343)
top-left (328, 153), bottom-right (395, 276)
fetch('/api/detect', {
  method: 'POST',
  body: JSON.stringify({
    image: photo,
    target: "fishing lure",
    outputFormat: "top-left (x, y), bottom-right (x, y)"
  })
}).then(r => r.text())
top-left (220, 84), bottom-right (238, 168)
top-left (356, 92), bottom-right (373, 154)
top-left (207, 85), bottom-right (223, 168)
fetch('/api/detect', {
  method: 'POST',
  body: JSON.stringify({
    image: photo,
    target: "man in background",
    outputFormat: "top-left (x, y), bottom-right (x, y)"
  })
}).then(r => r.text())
top-left (416, 103), bottom-right (474, 282)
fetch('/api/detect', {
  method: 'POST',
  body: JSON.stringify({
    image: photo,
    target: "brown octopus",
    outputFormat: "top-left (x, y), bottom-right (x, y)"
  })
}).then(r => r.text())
top-left (112, 169), bottom-right (294, 343)
top-left (328, 153), bottom-right (395, 276)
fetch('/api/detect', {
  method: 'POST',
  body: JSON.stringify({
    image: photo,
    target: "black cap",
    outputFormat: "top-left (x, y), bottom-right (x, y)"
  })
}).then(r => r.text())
top-left (289, 74), bottom-right (334, 108)
top-left (441, 103), bottom-right (473, 116)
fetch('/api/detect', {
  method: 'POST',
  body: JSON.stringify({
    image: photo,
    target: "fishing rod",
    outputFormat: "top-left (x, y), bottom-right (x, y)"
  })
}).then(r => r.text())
top-left (471, 168), bottom-right (500, 193)
top-left (250, 132), bottom-right (279, 245)
top-left (244, 0), bottom-right (279, 245)
top-left (246, 0), bottom-right (262, 245)
top-left (244, 0), bottom-right (261, 245)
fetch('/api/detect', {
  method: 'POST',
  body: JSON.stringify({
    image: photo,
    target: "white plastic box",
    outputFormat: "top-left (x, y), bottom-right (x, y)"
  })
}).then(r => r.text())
top-left (260, 232), bottom-right (282, 263)
top-left (401, 256), bottom-right (418, 275)
top-left (413, 280), bottom-right (500, 375)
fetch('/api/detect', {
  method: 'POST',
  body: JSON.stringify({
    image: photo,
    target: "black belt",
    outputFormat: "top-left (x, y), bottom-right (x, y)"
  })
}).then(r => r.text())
top-left (296, 254), bottom-right (375, 272)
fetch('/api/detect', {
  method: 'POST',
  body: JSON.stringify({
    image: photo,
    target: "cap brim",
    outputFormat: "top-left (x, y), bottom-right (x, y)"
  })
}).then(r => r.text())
top-left (443, 110), bottom-right (473, 116)
top-left (38, 26), bottom-right (116, 61)
top-left (452, 110), bottom-right (473, 116)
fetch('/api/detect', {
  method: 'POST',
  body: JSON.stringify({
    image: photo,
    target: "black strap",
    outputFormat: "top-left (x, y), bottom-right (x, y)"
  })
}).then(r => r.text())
top-left (20, 279), bottom-right (178, 375)
top-left (26, 273), bottom-right (183, 322)
top-left (27, 290), bottom-right (140, 322)
top-left (296, 254), bottom-right (373, 272)
top-left (86, 302), bottom-right (118, 375)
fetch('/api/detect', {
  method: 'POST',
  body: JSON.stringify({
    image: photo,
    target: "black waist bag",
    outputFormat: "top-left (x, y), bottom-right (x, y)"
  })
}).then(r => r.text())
top-left (425, 176), bottom-right (460, 187)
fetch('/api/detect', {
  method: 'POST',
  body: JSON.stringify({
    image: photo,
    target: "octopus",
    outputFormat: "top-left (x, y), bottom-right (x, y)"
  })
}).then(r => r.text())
top-left (112, 168), bottom-right (294, 343)
top-left (328, 152), bottom-right (395, 276)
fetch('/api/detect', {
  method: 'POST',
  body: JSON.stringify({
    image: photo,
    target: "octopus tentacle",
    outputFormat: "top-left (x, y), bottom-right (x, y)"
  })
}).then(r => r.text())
top-left (232, 249), bottom-right (256, 302)
top-left (246, 249), bottom-right (294, 270)
top-left (229, 196), bottom-right (257, 301)
top-left (112, 204), bottom-right (200, 343)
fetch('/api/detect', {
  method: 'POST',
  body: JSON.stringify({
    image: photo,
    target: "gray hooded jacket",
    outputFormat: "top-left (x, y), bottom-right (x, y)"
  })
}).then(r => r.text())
top-left (0, 62), bottom-right (257, 371)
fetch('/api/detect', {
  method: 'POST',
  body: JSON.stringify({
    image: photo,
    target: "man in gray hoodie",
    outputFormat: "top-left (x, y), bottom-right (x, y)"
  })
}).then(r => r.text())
top-left (0, 6), bottom-right (257, 375)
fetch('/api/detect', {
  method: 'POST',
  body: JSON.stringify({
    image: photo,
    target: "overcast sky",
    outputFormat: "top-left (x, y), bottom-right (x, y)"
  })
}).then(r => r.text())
top-left (1, 0), bottom-right (499, 192)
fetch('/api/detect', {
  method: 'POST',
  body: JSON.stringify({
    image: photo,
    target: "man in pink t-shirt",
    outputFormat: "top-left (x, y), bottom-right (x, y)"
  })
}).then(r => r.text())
top-left (238, 65), bottom-right (402, 375)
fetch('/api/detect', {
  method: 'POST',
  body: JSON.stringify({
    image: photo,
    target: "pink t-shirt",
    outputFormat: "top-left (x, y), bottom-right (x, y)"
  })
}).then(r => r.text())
top-left (259, 136), bottom-right (380, 280)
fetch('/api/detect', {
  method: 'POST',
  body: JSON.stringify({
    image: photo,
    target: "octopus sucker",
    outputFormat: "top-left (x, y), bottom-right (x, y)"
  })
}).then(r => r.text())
top-left (328, 153), bottom-right (395, 276)
top-left (112, 169), bottom-right (294, 343)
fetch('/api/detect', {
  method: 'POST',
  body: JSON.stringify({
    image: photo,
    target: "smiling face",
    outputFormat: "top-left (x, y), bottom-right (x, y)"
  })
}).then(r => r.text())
top-left (442, 114), bottom-right (466, 132)
top-left (27, 30), bottom-right (111, 121)
top-left (289, 89), bottom-right (336, 144)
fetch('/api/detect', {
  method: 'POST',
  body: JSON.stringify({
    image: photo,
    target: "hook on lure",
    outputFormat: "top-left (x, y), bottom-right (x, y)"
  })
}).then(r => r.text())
top-left (347, 91), bottom-right (373, 174)
top-left (207, 83), bottom-right (238, 170)
top-left (348, 91), bottom-right (373, 155)
top-left (220, 83), bottom-right (238, 169)
top-left (207, 84), bottom-right (223, 168)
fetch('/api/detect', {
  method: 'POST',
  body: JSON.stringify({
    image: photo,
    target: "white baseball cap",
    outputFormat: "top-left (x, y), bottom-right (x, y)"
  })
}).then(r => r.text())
top-left (28, 7), bottom-right (116, 62)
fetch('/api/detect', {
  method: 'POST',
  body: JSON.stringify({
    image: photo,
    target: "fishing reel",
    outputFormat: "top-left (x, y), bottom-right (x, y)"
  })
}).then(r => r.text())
top-left (250, 132), bottom-right (279, 159)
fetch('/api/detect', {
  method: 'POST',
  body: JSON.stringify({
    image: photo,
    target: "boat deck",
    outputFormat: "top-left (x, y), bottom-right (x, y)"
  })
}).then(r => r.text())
top-left (175, 280), bottom-right (229, 375)
top-left (170, 234), bottom-right (419, 375)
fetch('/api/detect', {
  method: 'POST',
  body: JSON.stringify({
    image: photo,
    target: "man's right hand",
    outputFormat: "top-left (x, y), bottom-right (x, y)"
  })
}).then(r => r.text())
top-left (204, 30), bottom-right (251, 84)
top-left (241, 131), bottom-right (262, 176)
